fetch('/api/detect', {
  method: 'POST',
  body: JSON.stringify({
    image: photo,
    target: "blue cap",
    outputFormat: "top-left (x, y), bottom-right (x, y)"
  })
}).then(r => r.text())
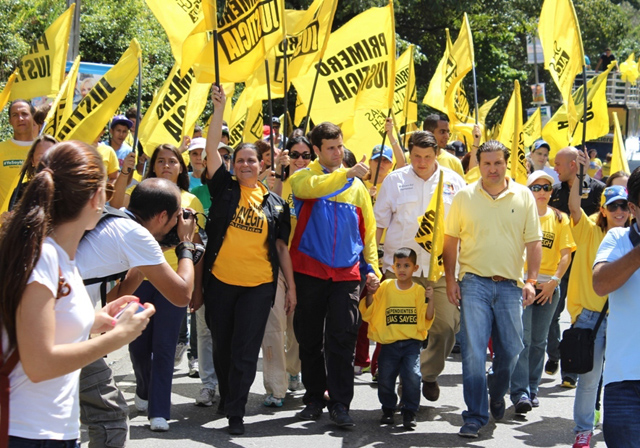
top-left (533, 140), bottom-right (550, 151)
top-left (110, 114), bottom-right (133, 129)
top-left (371, 144), bottom-right (393, 162)
top-left (602, 185), bottom-right (628, 206)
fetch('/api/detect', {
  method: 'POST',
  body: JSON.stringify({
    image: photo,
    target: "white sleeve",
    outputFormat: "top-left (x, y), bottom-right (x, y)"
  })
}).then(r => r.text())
top-left (594, 229), bottom-right (624, 267)
top-left (27, 243), bottom-right (59, 297)
top-left (374, 177), bottom-right (393, 229)
top-left (118, 225), bottom-right (165, 268)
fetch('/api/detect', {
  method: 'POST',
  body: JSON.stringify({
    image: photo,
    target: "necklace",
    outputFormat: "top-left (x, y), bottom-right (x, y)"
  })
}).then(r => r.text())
top-left (482, 180), bottom-right (508, 199)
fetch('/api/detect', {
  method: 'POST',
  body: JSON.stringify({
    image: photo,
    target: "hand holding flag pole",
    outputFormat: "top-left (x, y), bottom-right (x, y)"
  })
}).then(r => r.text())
top-left (373, 108), bottom-right (393, 187)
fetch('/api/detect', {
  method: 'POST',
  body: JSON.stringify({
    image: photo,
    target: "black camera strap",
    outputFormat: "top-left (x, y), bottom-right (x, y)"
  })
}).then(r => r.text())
top-left (629, 222), bottom-right (640, 248)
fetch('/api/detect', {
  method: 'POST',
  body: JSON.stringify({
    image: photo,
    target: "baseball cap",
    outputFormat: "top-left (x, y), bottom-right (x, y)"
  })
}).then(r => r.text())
top-left (221, 126), bottom-right (230, 137)
top-left (188, 137), bottom-right (206, 151)
top-left (110, 114), bottom-right (133, 129)
top-left (448, 141), bottom-right (466, 157)
top-left (602, 185), bottom-right (628, 206)
top-left (200, 141), bottom-right (235, 160)
top-left (533, 140), bottom-right (551, 152)
top-left (527, 170), bottom-right (555, 187)
top-left (371, 145), bottom-right (393, 162)
top-left (271, 117), bottom-right (281, 125)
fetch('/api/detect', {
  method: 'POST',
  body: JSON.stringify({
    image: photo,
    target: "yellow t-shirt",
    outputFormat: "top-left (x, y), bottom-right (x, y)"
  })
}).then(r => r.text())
top-left (96, 143), bottom-right (119, 176)
top-left (566, 209), bottom-right (608, 323)
top-left (359, 279), bottom-right (433, 344)
top-left (527, 209), bottom-right (576, 276)
top-left (212, 183), bottom-right (273, 286)
top-left (0, 139), bottom-right (32, 207)
top-left (437, 149), bottom-right (465, 178)
top-left (445, 179), bottom-right (542, 286)
top-left (280, 179), bottom-right (297, 246)
top-left (464, 166), bottom-right (480, 184)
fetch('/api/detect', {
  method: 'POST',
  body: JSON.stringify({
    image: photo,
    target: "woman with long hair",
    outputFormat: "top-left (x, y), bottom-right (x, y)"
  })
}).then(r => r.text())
top-left (0, 141), bottom-right (153, 447)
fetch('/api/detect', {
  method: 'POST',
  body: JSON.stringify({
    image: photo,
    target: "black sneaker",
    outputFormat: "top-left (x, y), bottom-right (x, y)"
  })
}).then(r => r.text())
top-left (298, 401), bottom-right (323, 421)
top-left (227, 416), bottom-right (244, 435)
top-left (402, 410), bottom-right (417, 429)
top-left (514, 396), bottom-right (533, 414)
top-left (380, 408), bottom-right (394, 425)
top-left (561, 376), bottom-right (577, 389)
top-left (545, 359), bottom-right (559, 375)
top-left (489, 397), bottom-right (505, 420)
top-left (330, 403), bottom-right (355, 427)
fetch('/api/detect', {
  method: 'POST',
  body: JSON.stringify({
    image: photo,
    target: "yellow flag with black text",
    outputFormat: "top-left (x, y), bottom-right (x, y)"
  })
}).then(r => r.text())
top-left (498, 81), bottom-right (526, 185)
top-left (443, 14), bottom-right (474, 120)
top-left (42, 56), bottom-right (80, 138)
top-left (228, 86), bottom-right (263, 147)
top-left (292, 1), bottom-right (395, 126)
top-left (10, 4), bottom-right (74, 100)
top-left (423, 30), bottom-right (452, 113)
top-left (415, 171), bottom-right (445, 283)
top-left (539, 0), bottom-right (585, 138)
top-left (523, 108), bottom-right (542, 148)
top-left (56, 39), bottom-right (141, 145)
top-left (394, 45), bottom-right (418, 126)
top-left (611, 112), bottom-right (630, 175)
top-left (0, 72), bottom-right (16, 112)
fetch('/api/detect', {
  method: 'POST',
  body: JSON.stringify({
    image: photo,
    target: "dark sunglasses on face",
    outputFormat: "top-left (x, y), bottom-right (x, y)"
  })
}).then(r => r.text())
top-left (290, 151), bottom-right (312, 160)
top-left (222, 154), bottom-right (231, 161)
top-left (529, 184), bottom-right (553, 192)
top-left (606, 201), bottom-right (628, 212)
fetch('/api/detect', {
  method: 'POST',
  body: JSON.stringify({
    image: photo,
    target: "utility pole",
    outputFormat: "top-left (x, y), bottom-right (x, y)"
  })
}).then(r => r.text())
top-left (67, 0), bottom-right (81, 61)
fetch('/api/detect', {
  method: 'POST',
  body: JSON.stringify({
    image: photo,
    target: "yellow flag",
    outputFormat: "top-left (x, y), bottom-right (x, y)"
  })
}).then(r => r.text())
top-left (10, 4), bottom-right (74, 101)
top-left (0, 72), bottom-right (17, 112)
top-left (342, 109), bottom-right (388, 164)
top-left (498, 81), bottom-right (526, 185)
top-left (222, 82), bottom-right (235, 124)
top-left (611, 112), bottom-right (630, 175)
top-left (538, 0), bottom-right (585, 138)
top-left (193, 0), bottom-right (286, 83)
top-left (292, 1), bottom-right (395, 126)
top-left (443, 14), bottom-right (474, 119)
top-left (57, 40), bottom-right (141, 145)
top-left (42, 56), bottom-right (81, 138)
top-left (394, 45), bottom-right (418, 126)
top-left (415, 171), bottom-right (445, 282)
top-left (542, 65), bottom-right (613, 158)
top-left (423, 29), bottom-right (452, 113)
top-left (452, 96), bottom-right (498, 146)
top-left (228, 87), bottom-right (263, 147)
top-left (138, 64), bottom-right (211, 157)
top-left (523, 108), bottom-right (542, 148)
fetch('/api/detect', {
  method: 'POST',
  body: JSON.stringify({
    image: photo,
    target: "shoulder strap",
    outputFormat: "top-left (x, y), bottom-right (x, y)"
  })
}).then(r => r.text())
top-left (590, 299), bottom-right (609, 342)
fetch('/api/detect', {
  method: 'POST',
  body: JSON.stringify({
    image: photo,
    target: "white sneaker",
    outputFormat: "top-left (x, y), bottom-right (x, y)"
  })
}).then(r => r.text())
top-left (288, 374), bottom-right (302, 391)
top-left (354, 365), bottom-right (363, 376)
top-left (263, 394), bottom-right (284, 407)
top-left (134, 394), bottom-right (148, 412)
top-left (150, 417), bottom-right (169, 432)
top-left (188, 358), bottom-right (199, 378)
top-left (195, 387), bottom-right (216, 407)
top-left (174, 342), bottom-right (188, 367)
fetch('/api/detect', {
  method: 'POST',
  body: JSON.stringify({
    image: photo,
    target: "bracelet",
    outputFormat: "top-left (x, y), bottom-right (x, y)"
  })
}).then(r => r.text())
top-left (175, 241), bottom-right (195, 261)
top-left (390, 140), bottom-right (398, 146)
top-left (550, 276), bottom-right (561, 283)
top-left (472, 144), bottom-right (479, 148)
top-left (120, 169), bottom-right (131, 175)
top-left (526, 278), bottom-right (537, 285)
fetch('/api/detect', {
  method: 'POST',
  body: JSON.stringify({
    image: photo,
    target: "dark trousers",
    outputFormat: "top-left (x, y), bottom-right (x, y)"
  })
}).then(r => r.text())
top-left (129, 281), bottom-right (186, 419)
top-left (178, 311), bottom-right (198, 359)
top-left (204, 275), bottom-right (275, 418)
top-left (9, 438), bottom-right (79, 448)
top-left (293, 273), bottom-right (361, 410)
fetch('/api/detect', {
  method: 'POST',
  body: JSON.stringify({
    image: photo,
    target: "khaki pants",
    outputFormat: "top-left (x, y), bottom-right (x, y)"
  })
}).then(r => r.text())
top-left (384, 272), bottom-right (459, 382)
top-left (261, 271), bottom-right (301, 398)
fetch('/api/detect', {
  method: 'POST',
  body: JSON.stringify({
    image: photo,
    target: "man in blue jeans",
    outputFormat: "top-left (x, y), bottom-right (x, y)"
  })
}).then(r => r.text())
top-left (593, 167), bottom-right (640, 447)
top-left (443, 140), bottom-right (542, 438)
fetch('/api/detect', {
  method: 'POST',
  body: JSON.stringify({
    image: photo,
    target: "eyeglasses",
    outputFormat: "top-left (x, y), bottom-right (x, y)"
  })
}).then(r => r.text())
top-left (529, 184), bottom-right (553, 192)
top-left (606, 201), bottom-right (628, 212)
top-left (222, 154), bottom-right (231, 161)
top-left (290, 151), bottom-right (312, 160)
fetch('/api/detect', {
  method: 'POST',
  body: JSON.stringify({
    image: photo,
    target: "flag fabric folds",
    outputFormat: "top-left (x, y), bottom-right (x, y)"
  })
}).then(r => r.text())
top-left (10, 4), bottom-right (75, 101)
top-left (611, 112), bottom-right (630, 175)
top-left (42, 56), bottom-right (81, 138)
top-left (523, 108), bottom-right (542, 148)
top-left (228, 86), bottom-right (263, 147)
top-left (498, 80), bottom-right (526, 185)
top-left (415, 171), bottom-right (445, 282)
top-left (0, 73), bottom-right (17, 112)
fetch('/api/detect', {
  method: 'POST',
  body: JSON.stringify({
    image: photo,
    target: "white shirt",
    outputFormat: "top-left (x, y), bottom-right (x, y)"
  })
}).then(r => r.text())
top-left (8, 238), bottom-right (94, 440)
top-left (77, 213), bottom-right (165, 306)
top-left (374, 164), bottom-right (466, 277)
top-left (594, 226), bottom-right (640, 386)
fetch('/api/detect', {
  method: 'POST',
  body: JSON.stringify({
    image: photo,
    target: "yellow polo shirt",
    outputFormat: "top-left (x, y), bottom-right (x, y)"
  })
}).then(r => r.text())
top-left (445, 179), bottom-right (541, 286)
top-left (437, 149), bottom-right (464, 178)
top-left (0, 139), bottom-right (32, 207)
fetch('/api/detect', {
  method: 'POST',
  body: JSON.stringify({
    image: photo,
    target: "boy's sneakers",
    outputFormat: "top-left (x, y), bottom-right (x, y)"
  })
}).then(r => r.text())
top-left (380, 408), bottom-right (394, 425)
top-left (562, 376), bottom-right (577, 388)
top-left (458, 422), bottom-right (480, 438)
top-left (288, 374), bottom-right (302, 391)
top-left (174, 342), bottom-right (188, 367)
top-left (263, 394), bottom-right (284, 407)
top-left (150, 417), bottom-right (169, 432)
top-left (545, 359), bottom-right (559, 375)
top-left (188, 358), bottom-right (199, 378)
top-left (134, 394), bottom-right (148, 412)
top-left (402, 411), bottom-right (417, 429)
top-left (514, 396), bottom-right (533, 414)
top-left (298, 401), bottom-right (323, 420)
top-left (195, 387), bottom-right (216, 407)
top-left (573, 431), bottom-right (592, 448)
top-left (330, 403), bottom-right (355, 427)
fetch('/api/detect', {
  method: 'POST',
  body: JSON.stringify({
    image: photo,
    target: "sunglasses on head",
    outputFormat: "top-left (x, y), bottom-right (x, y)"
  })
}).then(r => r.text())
top-left (606, 201), bottom-right (628, 212)
top-left (529, 184), bottom-right (553, 192)
top-left (290, 151), bottom-right (312, 160)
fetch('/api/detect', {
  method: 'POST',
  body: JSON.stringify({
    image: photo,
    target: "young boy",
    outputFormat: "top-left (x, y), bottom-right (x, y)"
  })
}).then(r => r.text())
top-left (360, 247), bottom-right (435, 429)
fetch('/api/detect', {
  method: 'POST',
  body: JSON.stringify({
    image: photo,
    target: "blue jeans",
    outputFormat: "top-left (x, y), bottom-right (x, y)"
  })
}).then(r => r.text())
top-left (9, 437), bottom-right (79, 448)
top-left (572, 308), bottom-right (607, 433)
top-left (604, 380), bottom-right (640, 447)
top-left (377, 339), bottom-right (422, 413)
top-left (459, 273), bottom-right (524, 427)
top-left (510, 287), bottom-right (560, 403)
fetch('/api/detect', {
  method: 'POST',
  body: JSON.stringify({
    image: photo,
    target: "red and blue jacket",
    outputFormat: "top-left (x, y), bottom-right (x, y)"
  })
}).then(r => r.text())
top-left (289, 160), bottom-right (380, 281)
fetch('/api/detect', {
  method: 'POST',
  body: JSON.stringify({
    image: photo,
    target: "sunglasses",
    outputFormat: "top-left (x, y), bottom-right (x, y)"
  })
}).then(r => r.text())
top-left (290, 151), bottom-right (312, 160)
top-left (606, 201), bottom-right (628, 212)
top-left (222, 154), bottom-right (231, 161)
top-left (529, 184), bottom-right (553, 192)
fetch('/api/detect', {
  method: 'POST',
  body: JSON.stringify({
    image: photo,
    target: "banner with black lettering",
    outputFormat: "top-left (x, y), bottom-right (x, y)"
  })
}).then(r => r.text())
top-left (138, 64), bottom-right (211, 156)
top-left (393, 45), bottom-right (418, 127)
top-left (443, 13), bottom-right (474, 121)
top-left (42, 56), bottom-right (80, 138)
top-left (292, 1), bottom-right (395, 126)
top-left (498, 80), bottom-right (527, 185)
top-left (228, 86), bottom-right (263, 147)
top-left (415, 170), bottom-right (445, 282)
top-left (56, 39), bottom-right (141, 145)
top-left (541, 65), bottom-right (612, 158)
top-left (193, 0), bottom-right (286, 83)
top-left (10, 4), bottom-right (74, 101)
top-left (523, 108), bottom-right (542, 148)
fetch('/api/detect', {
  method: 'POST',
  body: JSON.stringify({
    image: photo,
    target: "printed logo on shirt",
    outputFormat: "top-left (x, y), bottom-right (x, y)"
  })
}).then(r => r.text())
top-left (287, 193), bottom-right (296, 217)
top-left (542, 231), bottom-right (555, 249)
top-left (385, 307), bottom-right (417, 325)
top-left (443, 181), bottom-right (456, 196)
top-left (230, 204), bottom-right (265, 233)
top-left (3, 160), bottom-right (23, 167)
top-left (399, 183), bottom-right (414, 191)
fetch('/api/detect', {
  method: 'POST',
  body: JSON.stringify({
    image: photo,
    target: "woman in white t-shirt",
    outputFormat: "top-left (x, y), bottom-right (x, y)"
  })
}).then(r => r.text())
top-left (0, 141), bottom-right (155, 448)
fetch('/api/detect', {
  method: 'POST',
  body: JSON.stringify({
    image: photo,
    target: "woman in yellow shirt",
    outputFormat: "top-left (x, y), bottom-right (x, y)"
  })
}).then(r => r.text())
top-left (567, 151), bottom-right (630, 447)
top-left (510, 171), bottom-right (575, 414)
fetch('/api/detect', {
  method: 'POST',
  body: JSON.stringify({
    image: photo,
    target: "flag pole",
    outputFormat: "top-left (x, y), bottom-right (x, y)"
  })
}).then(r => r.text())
top-left (302, 59), bottom-right (322, 134)
top-left (265, 60), bottom-right (276, 169)
top-left (281, 36), bottom-right (289, 179)
top-left (373, 108), bottom-right (393, 187)
top-left (578, 66), bottom-right (587, 195)
top-left (472, 62), bottom-right (479, 124)
top-left (132, 57), bottom-right (142, 155)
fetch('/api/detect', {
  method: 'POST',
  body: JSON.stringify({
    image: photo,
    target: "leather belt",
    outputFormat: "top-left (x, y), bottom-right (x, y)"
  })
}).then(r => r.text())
top-left (490, 275), bottom-right (509, 282)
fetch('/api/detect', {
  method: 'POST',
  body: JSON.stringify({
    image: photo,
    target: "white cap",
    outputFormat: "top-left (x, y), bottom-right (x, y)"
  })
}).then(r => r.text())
top-left (526, 170), bottom-right (555, 187)
top-left (188, 137), bottom-right (206, 151)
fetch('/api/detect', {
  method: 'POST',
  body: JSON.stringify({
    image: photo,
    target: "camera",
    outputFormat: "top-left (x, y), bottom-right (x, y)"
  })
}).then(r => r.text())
top-left (159, 208), bottom-right (194, 248)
